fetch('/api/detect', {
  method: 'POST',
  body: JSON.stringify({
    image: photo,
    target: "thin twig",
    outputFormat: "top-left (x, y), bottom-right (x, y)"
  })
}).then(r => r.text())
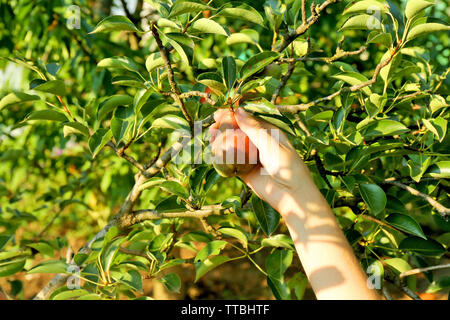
top-left (278, 46), bottom-right (366, 64)
top-left (161, 90), bottom-right (216, 105)
top-left (150, 22), bottom-right (193, 129)
top-left (277, 43), bottom-right (400, 113)
top-left (271, 60), bottom-right (296, 104)
top-left (400, 263), bottom-right (450, 278)
top-left (118, 205), bottom-right (233, 229)
top-left (383, 179), bottom-right (450, 219)
top-left (275, 0), bottom-right (343, 53)
top-left (106, 141), bottom-right (146, 172)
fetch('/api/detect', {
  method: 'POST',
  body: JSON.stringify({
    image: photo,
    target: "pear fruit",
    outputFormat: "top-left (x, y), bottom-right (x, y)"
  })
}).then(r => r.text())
top-left (210, 109), bottom-right (259, 177)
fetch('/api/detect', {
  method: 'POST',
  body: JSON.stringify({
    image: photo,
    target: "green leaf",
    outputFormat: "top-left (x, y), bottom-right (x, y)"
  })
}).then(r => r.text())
top-left (197, 72), bottom-right (227, 95)
top-left (422, 117), bottom-right (447, 142)
top-left (145, 53), bottom-right (164, 74)
top-left (261, 234), bottom-right (295, 250)
top-left (406, 23), bottom-right (450, 42)
top-left (251, 195), bottom-right (280, 236)
top-left (27, 242), bottom-right (54, 257)
top-left (149, 233), bottom-right (173, 252)
top-left (32, 80), bottom-right (67, 96)
top-left (217, 4), bottom-right (264, 26)
top-left (113, 269), bottom-right (143, 292)
top-left (267, 275), bottom-right (290, 300)
top-left (364, 93), bottom-right (387, 118)
top-left (159, 32), bottom-right (190, 66)
top-left (344, 0), bottom-right (389, 15)
top-left (157, 18), bottom-right (181, 30)
top-left (53, 289), bottom-right (90, 300)
top-left (379, 49), bottom-right (401, 93)
top-left (73, 253), bottom-right (89, 266)
top-left (154, 195), bottom-right (186, 212)
top-left (340, 14), bottom-right (382, 31)
top-left (218, 228), bottom-right (248, 249)
top-left (63, 122), bottom-right (90, 137)
top-left (28, 260), bottom-right (69, 274)
top-left (240, 77), bottom-right (271, 94)
top-left (399, 237), bottom-right (446, 257)
top-left (26, 109), bottom-right (69, 122)
top-left (0, 258), bottom-right (26, 277)
top-left (112, 75), bottom-right (146, 88)
top-left (0, 235), bottom-right (13, 251)
top-left (243, 101), bottom-right (296, 136)
top-left (169, 1), bottom-right (211, 18)
top-left (97, 95), bottom-right (133, 121)
top-left (332, 72), bottom-right (372, 96)
top-left (191, 18), bottom-right (228, 36)
top-left (407, 155), bottom-right (431, 182)
top-left (366, 32), bottom-right (392, 47)
top-left (359, 183), bottom-right (387, 215)
top-left (0, 92), bottom-right (40, 111)
top-left (151, 115), bottom-right (190, 132)
top-left (90, 15), bottom-right (140, 34)
top-left (46, 63), bottom-right (61, 76)
top-left (194, 240), bottom-right (228, 262)
top-left (159, 273), bottom-right (181, 293)
top-left (227, 33), bottom-right (257, 46)
top-left (384, 258), bottom-right (412, 275)
top-left (222, 56), bottom-right (237, 91)
top-left (158, 181), bottom-right (189, 199)
top-left (429, 95), bottom-right (448, 114)
top-left (266, 250), bottom-right (293, 281)
top-left (405, 0), bottom-right (434, 20)
top-left (195, 255), bottom-right (231, 282)
top-left (97, 56), bottom-right (139, 73)
top-left (363, 119), bottom-right (409, 138)
top-left (426, 161), bottom-right (450, 178)
top-left (100, 237), bottom-right (126, 273)
top-left (385, 213), bottom-right (426, 239)
top-left (293, 39), bottom-right (309, 57)
top-left (111, 106), bottom-right (134, 144)
top-left (189, 166), bottom-right (209, 194)
top-left (88, 128), bottom-right (113, 158)
top-left (240, 51), bottom-right (280, 81)
top-left (287, 272), bottom-right (308, 300)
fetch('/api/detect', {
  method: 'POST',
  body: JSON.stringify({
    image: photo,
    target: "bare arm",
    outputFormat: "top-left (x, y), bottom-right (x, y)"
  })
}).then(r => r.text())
top-left (233, 108), bottom-right (380, 300)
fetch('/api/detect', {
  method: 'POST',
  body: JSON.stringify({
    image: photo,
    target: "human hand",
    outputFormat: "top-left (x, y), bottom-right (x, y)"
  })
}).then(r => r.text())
top-left (210, 108), bottom-right (313, 214)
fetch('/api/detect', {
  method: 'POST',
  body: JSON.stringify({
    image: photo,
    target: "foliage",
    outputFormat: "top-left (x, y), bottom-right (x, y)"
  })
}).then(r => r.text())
top-left (0, 0), bottom-right (449, 300)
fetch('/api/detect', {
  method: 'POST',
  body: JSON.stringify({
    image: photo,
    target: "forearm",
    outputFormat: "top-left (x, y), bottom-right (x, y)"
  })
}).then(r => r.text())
top-left (277, 167), bottom-right (380, 300)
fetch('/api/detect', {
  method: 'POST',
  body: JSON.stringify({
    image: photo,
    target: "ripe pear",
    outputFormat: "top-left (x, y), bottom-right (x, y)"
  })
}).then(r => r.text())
top-left (210, 109), bottom-right (259, 177)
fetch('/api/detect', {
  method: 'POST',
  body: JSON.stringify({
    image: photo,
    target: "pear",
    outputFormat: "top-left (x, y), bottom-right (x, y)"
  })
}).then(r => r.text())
top-left (210, 109), bottom-right (259, 177)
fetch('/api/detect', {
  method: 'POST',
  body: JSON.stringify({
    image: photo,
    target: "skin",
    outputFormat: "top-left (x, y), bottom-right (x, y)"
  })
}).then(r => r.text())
top-left (210, 109), bottom-right (258, 177)
top-left (211, 108), bottom-right (380, 300)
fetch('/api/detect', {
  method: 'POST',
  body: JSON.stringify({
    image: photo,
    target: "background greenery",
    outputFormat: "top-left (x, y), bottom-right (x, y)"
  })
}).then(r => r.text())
top-left (0, 0), bottom-right (449, 300)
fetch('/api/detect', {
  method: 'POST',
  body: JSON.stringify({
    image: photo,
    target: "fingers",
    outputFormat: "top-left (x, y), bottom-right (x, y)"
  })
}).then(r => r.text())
top-left (234, 108), bottom-right (295, 177)
top-left (234, 108), bottom-right (294, 152)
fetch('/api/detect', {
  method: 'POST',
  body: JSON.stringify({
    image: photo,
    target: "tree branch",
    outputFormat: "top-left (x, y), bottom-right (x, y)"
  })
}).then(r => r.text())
top-left (275, 0), bottom-right (343, 52)
top-left (278, 46), bottom-right (366, 64)
top-left (117, 205), bottom-right (233, 229)
top-left (106, 141), bottom-right (146, 172)
top-left (276, 43), bottom-right (400, 113)
top-left (400, 263), bottom-right (450, 278)
top-left (150, 22), bottom-right (193, 129)
top-left (161, 90), bottom-right (216, 105)
top-left (383, 179), bottom-right (450, 219)
top-left (271, 59), bottom-right (296, 104)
